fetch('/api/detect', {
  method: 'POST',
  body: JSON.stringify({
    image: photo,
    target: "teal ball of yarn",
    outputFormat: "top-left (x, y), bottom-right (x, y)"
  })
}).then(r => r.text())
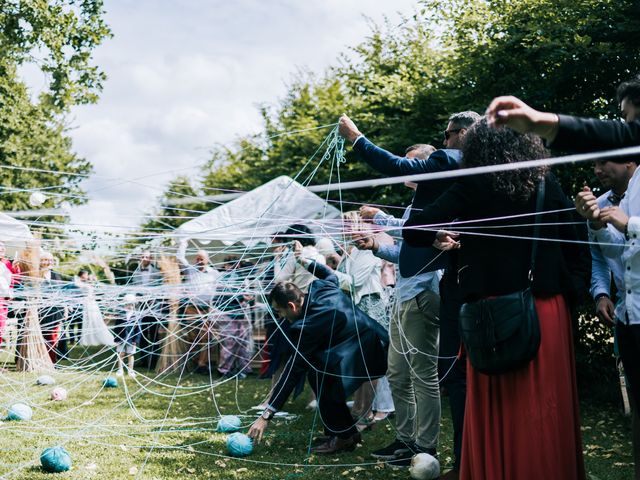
top-left (103, 377), bottom-right (118, 388)
top-left (40, 446), bottom-right (72, 473)
top-left (226, 432), bottom-right (253, 457)
top-left (217, 415), bottom-right (242, 433)
top-left (6, 402), bottom-right (32, 421)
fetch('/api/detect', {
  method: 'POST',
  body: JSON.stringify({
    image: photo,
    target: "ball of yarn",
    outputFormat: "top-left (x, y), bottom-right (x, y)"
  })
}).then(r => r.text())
top-left (29, 191), bottom-right (46, 207)
top-left (226, 432), bottom-right (253, 457)
top-left (40, 446), bottom-right (72, 473)
top-left (36, 375), bottom-right (56, 386)
top-left (51, 387), bottom-right (68, 401)
top-left (103, 377), bottom-right (118, 388)
top-left (217, 415), bottom-right (242, 433)
top-left (409, 452), bottom-right (440, 480)
top-left (6, 403), bottom-right (33, 421)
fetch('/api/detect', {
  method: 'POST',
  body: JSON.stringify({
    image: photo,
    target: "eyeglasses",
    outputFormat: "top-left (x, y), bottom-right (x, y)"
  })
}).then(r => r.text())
top-left (444, 128), bottom-right (462, 140)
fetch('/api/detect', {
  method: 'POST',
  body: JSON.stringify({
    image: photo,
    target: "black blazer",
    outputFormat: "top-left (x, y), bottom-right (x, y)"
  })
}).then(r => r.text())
top-left (403, 173), bottom-right (590, 302)
top-left (551, 115), bottom-right (640, 152)
top-left (268, 262), bottom-right (389, 410)
top-left (353, 136), bottom-right (463, 276)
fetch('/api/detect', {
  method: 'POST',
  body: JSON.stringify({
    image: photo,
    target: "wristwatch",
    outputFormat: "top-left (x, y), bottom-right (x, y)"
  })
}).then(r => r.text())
top-left (261, 409), bottom-right (275, 421)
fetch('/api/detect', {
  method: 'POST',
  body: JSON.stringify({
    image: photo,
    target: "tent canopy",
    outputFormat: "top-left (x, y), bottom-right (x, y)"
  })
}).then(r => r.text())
top-left (0, 212), bottom-right (34, 257)
top-left (174, 176), bottom-right (342, 252)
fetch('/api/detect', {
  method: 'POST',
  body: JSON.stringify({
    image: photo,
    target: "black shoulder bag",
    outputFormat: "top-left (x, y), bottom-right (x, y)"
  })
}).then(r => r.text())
top-left (459, 179), bottom-right (545, 375)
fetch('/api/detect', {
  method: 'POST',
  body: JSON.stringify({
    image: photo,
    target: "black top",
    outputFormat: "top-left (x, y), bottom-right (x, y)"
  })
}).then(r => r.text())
top-left (403, 173), bottom-right (590, 302)
top-left (268, 262), bottom-right (389, 411)
top-left (551, 115), bottom-right (640, 152)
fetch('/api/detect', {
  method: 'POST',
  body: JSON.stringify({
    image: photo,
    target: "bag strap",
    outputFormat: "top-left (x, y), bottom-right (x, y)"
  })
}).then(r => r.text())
top-left (529, 177), bottom-right (546, 283)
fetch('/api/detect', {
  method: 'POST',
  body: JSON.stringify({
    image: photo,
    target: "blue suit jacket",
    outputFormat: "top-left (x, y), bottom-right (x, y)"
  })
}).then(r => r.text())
top-left (353, 137), bottom-right (462, 277)
top-left (268, 262), bottom-right (389, 410)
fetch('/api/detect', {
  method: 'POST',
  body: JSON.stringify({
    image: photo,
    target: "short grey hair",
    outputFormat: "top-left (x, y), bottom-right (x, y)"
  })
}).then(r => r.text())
top-left (448, 111), bottom-right (481, 129)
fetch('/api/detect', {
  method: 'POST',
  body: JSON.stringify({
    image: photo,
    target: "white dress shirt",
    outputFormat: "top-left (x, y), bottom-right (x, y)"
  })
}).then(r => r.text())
top-left (589, 191), bottom-right (626, 321)
top-left (591, 168), bottom-right (640, 325)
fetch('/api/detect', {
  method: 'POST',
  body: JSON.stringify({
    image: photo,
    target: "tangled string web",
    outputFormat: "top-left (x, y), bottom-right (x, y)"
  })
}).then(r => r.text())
top-left (0, 122), bottom-right (634, 479)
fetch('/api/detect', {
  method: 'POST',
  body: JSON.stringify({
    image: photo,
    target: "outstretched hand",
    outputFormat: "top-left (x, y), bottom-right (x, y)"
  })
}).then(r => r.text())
top-left (485, 95), bottom-right (559, 141)
top-left (248, 417), bottom-right (268, 444)
top-left (575, 186), bottom-right (601, 222)
top-left (599, 206), bottom-right (629, 233)
top-left (433, 230), bottom-right (461, 251)
top-left (338, 114), bottom-right (362, 143)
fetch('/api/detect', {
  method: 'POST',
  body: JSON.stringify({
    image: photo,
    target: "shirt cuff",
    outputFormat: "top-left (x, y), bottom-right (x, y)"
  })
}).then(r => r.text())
top-left (353, 134), bottom-right (364, 146)
top-left (626, 216), bottom-right (640, 241)
top-left (373, 211), bottom-right (392, 226)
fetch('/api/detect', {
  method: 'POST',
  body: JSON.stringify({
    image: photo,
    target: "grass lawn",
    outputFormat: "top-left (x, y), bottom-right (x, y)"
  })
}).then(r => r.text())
top-left (0, 347), bottom-right (635, 479)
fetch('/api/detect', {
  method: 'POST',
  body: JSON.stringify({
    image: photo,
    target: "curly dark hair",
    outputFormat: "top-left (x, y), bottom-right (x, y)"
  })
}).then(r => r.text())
top-left (462, 118), bottom-right (548, 202)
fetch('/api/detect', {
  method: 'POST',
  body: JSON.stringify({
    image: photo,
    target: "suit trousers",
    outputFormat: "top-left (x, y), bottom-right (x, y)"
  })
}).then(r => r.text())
top-left (387, 289), bottom-right (440, 450)
top-left (308, 369), bottom-right (357, 439)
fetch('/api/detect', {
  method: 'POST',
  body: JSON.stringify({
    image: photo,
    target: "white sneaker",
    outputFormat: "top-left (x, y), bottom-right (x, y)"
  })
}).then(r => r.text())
top-left (128, 369), bottom-right (136, 378)
top-left (116, 369), bottom-right (124, 377)
top-left (306, 399), bottom-right (318, 410)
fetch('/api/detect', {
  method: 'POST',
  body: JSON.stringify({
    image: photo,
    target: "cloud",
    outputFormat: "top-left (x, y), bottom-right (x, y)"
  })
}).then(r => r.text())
top-left (64, 0), bottom-right (419, 239)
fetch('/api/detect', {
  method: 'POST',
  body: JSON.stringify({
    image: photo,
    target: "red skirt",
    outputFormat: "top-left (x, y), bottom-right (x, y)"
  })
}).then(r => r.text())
top-left (460, 294), bottom-right (586, 480)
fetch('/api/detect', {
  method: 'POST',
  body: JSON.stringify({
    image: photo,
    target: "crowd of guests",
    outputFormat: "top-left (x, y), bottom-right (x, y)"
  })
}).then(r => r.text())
top-left (1, 73), bottom-right (640, 480)
top-left (248, 74), bottom-right (640, 480)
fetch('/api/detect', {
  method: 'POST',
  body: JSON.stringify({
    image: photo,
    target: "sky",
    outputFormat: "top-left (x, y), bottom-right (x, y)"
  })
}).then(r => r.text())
top-left (47, 0), bottom-right (420, 236)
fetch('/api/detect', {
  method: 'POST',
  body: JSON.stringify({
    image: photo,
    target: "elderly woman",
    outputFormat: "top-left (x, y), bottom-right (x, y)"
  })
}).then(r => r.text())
top-left (403, 119), bottom-right (589, 480)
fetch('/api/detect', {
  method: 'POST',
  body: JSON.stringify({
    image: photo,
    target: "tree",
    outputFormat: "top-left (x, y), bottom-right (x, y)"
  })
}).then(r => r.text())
top-left (0, 0), bottom-right (112, 212)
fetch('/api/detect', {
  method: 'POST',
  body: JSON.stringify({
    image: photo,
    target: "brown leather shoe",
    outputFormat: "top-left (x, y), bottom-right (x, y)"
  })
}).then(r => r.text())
top-left (311, 433), bottom-right (361, 454)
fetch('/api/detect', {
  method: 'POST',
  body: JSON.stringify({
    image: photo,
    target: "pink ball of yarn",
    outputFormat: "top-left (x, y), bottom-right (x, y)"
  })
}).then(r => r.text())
top-left (51, 387), bottom-right (67, 401)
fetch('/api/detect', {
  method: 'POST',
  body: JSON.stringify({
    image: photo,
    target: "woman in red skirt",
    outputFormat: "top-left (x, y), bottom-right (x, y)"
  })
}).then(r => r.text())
top-left (403, 118), bottom-right (588, 480)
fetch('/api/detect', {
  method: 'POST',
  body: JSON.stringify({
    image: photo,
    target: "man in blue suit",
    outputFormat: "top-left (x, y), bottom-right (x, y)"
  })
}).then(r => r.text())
top-left (248, 250), bottom-right (389, 454)
top-left (338, 112), bottom-right (479, 478)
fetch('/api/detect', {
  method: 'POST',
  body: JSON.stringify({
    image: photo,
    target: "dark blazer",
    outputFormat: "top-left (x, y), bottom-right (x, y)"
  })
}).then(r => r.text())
top-left (403, 173), bottom-right (590, 302)
top-left (39, 271), bottom-right (67, 327)
top-left (353, 136), bottom-right (462, 276)
top-left (268, 262), bottom-right (389, 410)
top-left (551, 115), bottom-right (640, 152)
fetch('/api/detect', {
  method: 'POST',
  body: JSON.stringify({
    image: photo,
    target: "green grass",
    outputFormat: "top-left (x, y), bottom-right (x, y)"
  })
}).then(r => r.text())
top-left (0, 347), bottom-right (635, 479)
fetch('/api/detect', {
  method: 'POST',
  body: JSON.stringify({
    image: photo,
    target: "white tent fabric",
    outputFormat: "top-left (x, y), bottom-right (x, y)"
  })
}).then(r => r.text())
top-left (0, 212), bottom-right (33, 257)
top-left (174, 176), bottom-right (342, 248)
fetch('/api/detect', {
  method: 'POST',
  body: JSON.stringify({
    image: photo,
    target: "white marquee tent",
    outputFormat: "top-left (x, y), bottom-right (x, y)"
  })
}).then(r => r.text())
top-left (0, 212), bottom-right (34, 258)
top-left (173, 176), bottom-right (342, 260)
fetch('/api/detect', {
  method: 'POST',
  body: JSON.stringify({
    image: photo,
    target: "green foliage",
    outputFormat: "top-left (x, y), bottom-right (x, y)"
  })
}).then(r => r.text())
top-left (0, 0), bottom-right (111, 214)
top-left (197, 0), bottom-right (640, 208)
top-left (146, 1), bottom-right (640, 393)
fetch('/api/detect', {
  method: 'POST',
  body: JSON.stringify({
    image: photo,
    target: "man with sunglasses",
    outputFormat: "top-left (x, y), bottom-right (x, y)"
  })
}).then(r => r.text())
top-left (338, 111), bottom-right (479, 479)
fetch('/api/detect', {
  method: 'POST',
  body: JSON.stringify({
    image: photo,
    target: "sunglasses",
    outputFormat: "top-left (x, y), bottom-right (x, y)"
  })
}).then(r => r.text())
top-left (444, 128), bottom-right (462, 140)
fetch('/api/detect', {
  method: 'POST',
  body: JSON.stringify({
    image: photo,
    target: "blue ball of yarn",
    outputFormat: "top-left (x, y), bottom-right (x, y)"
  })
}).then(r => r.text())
top-left (226, 432), bottom-right (253, 457)
top-left (103, 377), bottom-right (118, 388)
top-left (40, 446), bottom-right (72, 473)
top-left (6, 403), bottom-right (32, 421)
top-left (217, 415), bottom-right (242, 433)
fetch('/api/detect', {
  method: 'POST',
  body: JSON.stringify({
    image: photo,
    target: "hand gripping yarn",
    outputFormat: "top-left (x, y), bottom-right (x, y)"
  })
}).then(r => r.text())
top-left (51, 387), bottom-right (68, 401)
top-left (40, 446), bottom-right (72, 473)
top-left (216, 415), bottom-right (242, 433)
top-left (36, 375), bottom-right (56, 386)
top-left (409, 453), bottom-right (440, 480)
top-left (6, 403), bottom-right (33, 421)
top-left (103, 377), bottom-right (118, 388)
top-left (226, 432), bottom-right (253, 457)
